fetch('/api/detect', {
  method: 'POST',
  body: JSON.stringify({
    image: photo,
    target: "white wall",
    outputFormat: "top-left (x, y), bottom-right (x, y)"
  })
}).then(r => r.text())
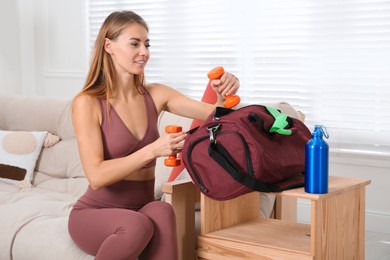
top-left (0, 0), bottom-right (86, 97)
top-left (0, 0), bottom-right (22, 94)
top-left (1, 0), bottom-right (389, 234)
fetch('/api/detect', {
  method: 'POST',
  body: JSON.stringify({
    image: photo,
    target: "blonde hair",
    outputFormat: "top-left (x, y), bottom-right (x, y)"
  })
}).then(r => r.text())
top-left (78, 11), bottom-right (149, 99)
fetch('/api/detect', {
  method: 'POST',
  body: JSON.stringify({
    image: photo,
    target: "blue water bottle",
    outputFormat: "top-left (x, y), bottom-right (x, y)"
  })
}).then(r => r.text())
top-left (305, 125), bottom-right (329, 194)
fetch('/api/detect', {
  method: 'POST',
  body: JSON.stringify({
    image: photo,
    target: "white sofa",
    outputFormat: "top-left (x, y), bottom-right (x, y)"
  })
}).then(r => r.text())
top-left (0, 95), bottom-right (303, 260)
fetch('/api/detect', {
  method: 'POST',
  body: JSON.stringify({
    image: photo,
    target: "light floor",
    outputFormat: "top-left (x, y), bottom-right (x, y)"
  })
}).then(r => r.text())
top-left (366, 231), bottom-right (390, 260)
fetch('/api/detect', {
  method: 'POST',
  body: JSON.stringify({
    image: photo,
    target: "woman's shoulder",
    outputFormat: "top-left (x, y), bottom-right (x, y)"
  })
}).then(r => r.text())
top-left (72, 94), bottom-right (101, 112)
top-left (145, 82), bottom-right (169, 92)
top-left (145, 83), bottom-right (179, 96)
top-left (145, 83), bottom-right (170, 100)
top-left (72, 94), bottom-right (103, 125)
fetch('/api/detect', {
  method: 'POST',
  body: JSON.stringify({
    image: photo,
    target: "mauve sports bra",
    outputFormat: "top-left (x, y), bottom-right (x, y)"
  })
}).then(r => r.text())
top-left (99, 89), bottom-right (160, 168)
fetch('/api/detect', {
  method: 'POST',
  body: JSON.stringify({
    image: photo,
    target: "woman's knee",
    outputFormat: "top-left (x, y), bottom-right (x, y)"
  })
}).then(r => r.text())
top-left (140, 201), bottom-right (175, 220)
top-left (119, 213), bottom-right (154, 241)
top-left (139, 201), bottom-right (177, 236)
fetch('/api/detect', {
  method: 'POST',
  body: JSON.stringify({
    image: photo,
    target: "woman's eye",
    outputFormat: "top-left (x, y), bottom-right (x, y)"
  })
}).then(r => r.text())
top-left (145, 43), bottom-right (151, 48)
top-left (130, 42), bottom-right (140, 48)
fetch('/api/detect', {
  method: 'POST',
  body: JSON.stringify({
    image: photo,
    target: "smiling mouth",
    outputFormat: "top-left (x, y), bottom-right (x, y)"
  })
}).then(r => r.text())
top-left (135, 60), bottom-right (145, 64)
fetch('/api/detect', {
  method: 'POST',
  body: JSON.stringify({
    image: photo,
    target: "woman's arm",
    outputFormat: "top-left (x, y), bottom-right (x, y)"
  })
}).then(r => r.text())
top-left (149, 71), bottom-right (240, 120)
top-left (72, 95), bottom-right (186, 190)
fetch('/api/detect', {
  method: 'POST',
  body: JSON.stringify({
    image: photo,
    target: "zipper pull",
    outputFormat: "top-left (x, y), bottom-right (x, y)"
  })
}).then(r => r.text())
top-left (207, 124), bottom-right (221, 144)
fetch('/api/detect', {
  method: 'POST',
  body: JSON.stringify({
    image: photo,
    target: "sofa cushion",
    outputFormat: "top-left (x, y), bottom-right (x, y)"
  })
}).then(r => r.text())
top-left (0, 130), bottom-right (47, 187)
top-left (0, 95), bottom-right (75, 139)
top-left (35, 139), bottom-right (85, 180)
top-left (0, 186), bottom-right (82, 260)
top-left (12, 216), bottom-right (93, 260)
top-left (33, 172), bottom-right (89, 198)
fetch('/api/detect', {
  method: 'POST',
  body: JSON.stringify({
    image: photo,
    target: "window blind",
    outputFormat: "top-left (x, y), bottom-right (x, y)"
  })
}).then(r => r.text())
top-left (87, 0), bottom-right (390, 161)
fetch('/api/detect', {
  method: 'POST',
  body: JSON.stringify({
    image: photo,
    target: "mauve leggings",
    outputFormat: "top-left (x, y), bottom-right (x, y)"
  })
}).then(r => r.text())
top-left (68, 179), bottom-right (178, 260)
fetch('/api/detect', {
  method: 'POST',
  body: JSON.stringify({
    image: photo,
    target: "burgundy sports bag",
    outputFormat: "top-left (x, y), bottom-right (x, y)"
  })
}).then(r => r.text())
top-left (182, 105), bottom-right (312, 201)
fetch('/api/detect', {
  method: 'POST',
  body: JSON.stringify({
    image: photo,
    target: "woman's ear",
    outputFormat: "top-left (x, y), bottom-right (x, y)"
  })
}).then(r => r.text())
top-left (104, 38), bottom-right (112, 54)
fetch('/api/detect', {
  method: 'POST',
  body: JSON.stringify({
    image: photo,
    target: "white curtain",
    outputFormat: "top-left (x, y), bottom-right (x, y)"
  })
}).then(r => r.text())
top-left (87, 0), bottom-right (390, 161)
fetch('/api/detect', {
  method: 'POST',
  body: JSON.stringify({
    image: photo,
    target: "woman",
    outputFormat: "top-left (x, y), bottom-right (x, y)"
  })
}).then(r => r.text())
top-left (68, 10), bottom-right (239, 260)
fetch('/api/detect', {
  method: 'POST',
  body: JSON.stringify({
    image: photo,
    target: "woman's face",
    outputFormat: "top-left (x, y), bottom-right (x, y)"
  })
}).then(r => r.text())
top-left (105, 23), bottom-right (150, 76)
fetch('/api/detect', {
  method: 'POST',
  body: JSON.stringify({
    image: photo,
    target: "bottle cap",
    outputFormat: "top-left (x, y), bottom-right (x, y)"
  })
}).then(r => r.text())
top-left (314, 125), bottom-right (329, 139)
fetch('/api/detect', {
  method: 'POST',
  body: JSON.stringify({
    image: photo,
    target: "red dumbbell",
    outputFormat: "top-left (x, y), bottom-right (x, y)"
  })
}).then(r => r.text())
top-left (207, 66), bottom-right (241, 108)
top-left (164, 125), bottom-right (182, 167)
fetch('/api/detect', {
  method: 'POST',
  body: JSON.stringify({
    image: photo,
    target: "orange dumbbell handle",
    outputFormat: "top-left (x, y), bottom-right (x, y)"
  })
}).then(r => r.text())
top-left (165, 125), bottom-right (182, 133)
top-left (164, 125), bottom-right (182, 167)
top-left (207, 66), bottom-right (240, 108)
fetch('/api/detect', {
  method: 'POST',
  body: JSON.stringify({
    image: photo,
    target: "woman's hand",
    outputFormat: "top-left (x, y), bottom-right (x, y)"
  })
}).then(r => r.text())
top-left (209, 71), bottom-right (240, 103)
top-left (151, 131), bottom-right (187, 158)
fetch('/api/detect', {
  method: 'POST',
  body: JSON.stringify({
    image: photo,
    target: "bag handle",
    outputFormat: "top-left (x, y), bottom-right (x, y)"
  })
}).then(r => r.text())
top-left (214, 106), bottom-right (235, 118)
top-left (248, 107), bottom-right (293, 137)
top-left (265, 107), bottom-right (293, 135)
top-left (248, 113), bottom-right (274, 137)
top-left (208, 137), bottom-right (278, 193)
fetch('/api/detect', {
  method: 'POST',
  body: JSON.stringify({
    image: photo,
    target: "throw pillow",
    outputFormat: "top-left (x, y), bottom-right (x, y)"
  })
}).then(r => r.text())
top-left (0, 130), bottom-right (48, 188)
